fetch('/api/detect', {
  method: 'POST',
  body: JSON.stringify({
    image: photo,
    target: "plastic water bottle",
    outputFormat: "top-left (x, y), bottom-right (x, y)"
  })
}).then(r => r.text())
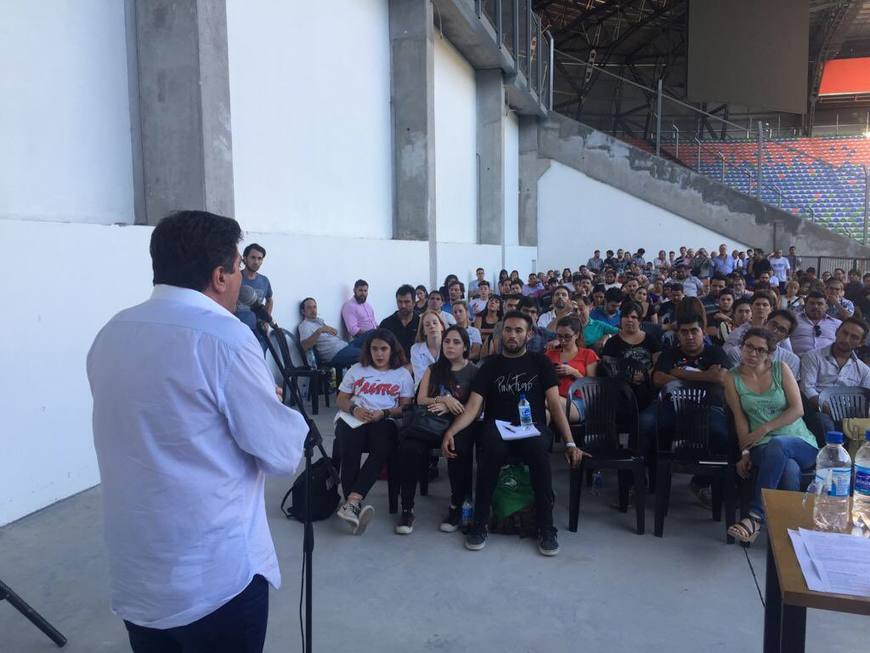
top-left (852, 430), bottom-right (870, 535)
top-left (592, 470), bottom-right (603, 495)
top-left (813, 431), bottom-right (852, 532)
top-left (460, 499), bottom-right (473, 529)
top-left (518, 393), bottom-right (533, 427)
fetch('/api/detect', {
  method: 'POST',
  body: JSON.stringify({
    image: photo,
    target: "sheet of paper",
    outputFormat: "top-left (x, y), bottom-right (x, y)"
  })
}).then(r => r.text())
top-left (495, 419), bottom-right (541, 441)
top-left (794, 528), bottom-right (870, 597)
top-left (787, 529), bottom-right (827, 592)
top-left (334, 410), bottom-right (364, 429)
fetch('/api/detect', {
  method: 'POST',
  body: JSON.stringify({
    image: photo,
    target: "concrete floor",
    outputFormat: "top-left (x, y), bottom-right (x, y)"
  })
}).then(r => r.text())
top-left (1, 410), bottom-right (866, 653)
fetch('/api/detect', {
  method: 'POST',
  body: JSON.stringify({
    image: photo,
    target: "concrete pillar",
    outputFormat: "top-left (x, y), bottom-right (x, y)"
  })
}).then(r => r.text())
top-left (389, 0), bottom-right (435, 243)
top-left (518, 115), bottom-right (545, 246)
top-left (127, 0), bottom-right (234, 225)
top-left (476, 69), bottom-right (505, 245)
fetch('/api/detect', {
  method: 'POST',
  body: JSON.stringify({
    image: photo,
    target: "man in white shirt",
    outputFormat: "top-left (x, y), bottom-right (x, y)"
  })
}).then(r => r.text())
top-left (538, 285), bottom-right (573, 331)
top-left (468, 267), bottom-right (486, 298)
top-left (768, 249), bottom-right (791, 287)
top-left (299, 297), bottom-right (365, 368)
top-left (468, 280), bottom-right (491, 316)
top-left (668, 263), bottom-right (704, 298)
top-left (88, 211), bottom-right (307, 652)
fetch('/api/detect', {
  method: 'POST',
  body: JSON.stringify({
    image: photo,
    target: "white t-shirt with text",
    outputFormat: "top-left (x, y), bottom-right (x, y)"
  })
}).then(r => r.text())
top-left (338, 363), bottom-right (414, 411)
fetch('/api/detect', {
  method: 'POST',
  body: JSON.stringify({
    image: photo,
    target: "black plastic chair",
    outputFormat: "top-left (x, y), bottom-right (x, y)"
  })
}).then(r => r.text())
top-left (567, 377), bottom-right (646, 535)
top-left (267, 329), bottom-right (330, 415)
top-left (653, 380), bottom-right (737, 542)
top-left (818, 386), bottom-right (870, 425)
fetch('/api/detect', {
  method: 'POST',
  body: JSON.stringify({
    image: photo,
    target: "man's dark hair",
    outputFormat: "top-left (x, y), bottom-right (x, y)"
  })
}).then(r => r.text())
top-left (502, 309), bottom-right (533, 329)
top-left (299, 297), bottom-right (316, 315)
top-left (668, 282), bottom-right (684, 291)
top-left (478, 280), bottom-right (490, 288)
top-left (604, 287), bottom-right (624, 303)
top-left (676, 312), bottom-right (705, 328)
top-left (150, 210), bottom-right (241, 291)
top-left (592, 284), bottom-right (606, 294)
top-left (476, 267), bottom-right (484, 273)
top-left (517, 295), bottom-right (536, 311)
top-left (354, 279), bottom-right (369, 289)
top-left (839, 317), bottom-right (869, 337)
top-left (243, 243), bottom-right (266, 258)
top-left (767, 309), bottom-right (797, 334)
top-left (711, 273), bottom-right (727, 283)
top-left (718, 288), bottom-right (735, 300)
top-left (620, 300), bottom-right (643, 320)
top-left (751, 290), bottom-right (776, 305)
top-left (359, 328), bottom-right (408, 368)
top-left (396, 284), bottom-right (415, 299)
top-left (806, 290), bottom-right (826, 302)
top-left (448, 279), bottom-right (464, 292)
top-left (733, 297), bottom-right (752, 310)
top-left (554, 285), bottom-right (571, 295)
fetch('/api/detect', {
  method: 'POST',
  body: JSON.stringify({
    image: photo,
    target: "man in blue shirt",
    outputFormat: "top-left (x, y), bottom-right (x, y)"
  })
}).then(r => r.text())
top-left (590, 287), bottom-right (623, 327)
top-left (235, 243), bottom-right (273, 349)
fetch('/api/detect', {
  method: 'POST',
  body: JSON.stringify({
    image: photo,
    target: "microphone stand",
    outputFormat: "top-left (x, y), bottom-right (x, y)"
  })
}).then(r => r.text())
top-left (259, 320), bottom-right (339, 653)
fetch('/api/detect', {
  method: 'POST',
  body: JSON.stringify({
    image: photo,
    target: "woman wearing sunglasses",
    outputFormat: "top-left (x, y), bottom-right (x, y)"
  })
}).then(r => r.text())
top-left (724, 327), bottom-right (817, 543)
top-left (546, 316), bottom-right (599, 423)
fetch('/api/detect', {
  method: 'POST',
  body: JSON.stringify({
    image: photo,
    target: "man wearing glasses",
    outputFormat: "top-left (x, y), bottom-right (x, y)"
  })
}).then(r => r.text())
top-left (725, 310), bottom-right (800, 378)
top-left (790, 291), bottom-right (841, 356)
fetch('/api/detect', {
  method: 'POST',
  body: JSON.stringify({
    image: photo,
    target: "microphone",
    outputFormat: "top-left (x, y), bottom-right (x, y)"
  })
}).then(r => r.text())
top-left (237, 285), bottom-right (277, 328)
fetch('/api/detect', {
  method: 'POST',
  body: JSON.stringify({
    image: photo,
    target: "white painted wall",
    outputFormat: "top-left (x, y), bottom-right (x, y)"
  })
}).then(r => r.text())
top-left (226, 0), bottom-right (393, 239)
top-left (0, 1), bottom-right (134, 224)
top-left (503, 111), bottom-right (520, 246)
top-left (434, 36), bottom-right (478, 244)
top-left (537, 162), bottom-right (751, 270)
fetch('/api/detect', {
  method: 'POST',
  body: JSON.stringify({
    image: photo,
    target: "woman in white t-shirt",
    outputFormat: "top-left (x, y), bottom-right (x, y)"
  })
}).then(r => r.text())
top-left (410, 310), bottom-right (447, 388)
top-left (450, 301), bottom-right (482, 360)
top-left (334, 329), bottom-right (414, 535)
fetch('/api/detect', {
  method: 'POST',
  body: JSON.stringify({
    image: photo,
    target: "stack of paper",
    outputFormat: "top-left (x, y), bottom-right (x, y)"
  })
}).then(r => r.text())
top-left (788, 528), bottom-right (870, 597)
top-left (495, 420), bottom-right (540, 441)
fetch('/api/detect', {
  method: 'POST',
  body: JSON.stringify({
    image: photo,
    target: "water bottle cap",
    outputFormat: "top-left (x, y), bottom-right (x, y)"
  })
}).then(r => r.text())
top-left (866, 430), bottom-right (870, 442)
top-left (825, 431), bottom-right (844, 444)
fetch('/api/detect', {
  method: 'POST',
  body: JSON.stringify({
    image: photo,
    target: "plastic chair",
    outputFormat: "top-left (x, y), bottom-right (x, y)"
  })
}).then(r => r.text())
top-left (567, 378), bottom-right (646, 535)
top-left (653, 380), bottom-right (737, 542)
top-left (267, 329), bottom-right (330, 415)
top-left (818, 386), bottom-right (870, 425)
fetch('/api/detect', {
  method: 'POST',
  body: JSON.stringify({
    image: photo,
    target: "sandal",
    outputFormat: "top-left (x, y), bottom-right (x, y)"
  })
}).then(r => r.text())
top-left (728, 516), bottom-right (763, 544)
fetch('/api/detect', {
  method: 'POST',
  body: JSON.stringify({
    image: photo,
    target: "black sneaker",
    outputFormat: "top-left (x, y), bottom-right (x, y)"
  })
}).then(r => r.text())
top-left (395, 510), bottom-right (415, 535)
top-left (538, 527), bottom-right (560, 556)
top-left (464, 525), bottom-right (487, 551)
top-left (439, 505), bottom-right (461, 533)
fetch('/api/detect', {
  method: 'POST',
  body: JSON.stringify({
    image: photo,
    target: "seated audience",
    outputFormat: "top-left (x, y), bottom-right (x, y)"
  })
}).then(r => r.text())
top-left (468, 267), bottom-right (486, 298)
top-left (341, 279), bottom-right (378, 338)
top-left (414, 285), bottom-right (428, 314)
top-left (450, 301), bottom-right (482, 360)
top-left (709, 288), bottom-right (735, 344)
top-left (396, 326), bottom-right (478, 534)
top-left (574, 295), bottom-right (619, 350)
top-left (799, 317), bottom-right (870, 443)
top-left (299, 296), bottom-right (367, 368)
top-left (725, 328), bottom-right (817, 543)
top-left (726, 309), bottom-right (800, 378)
top-left (468, 280), bottom-right (491, 316)
top-left (538, 285), bottom-right (573, 331)
top-left (602, 301), bottom-right (661, 410)
top-left (590, 287), bottom-right (623, 327)
top-left (779, 280), bottom-right (803, 311)
top-left (725, 291), bottom-right (782, 350)
top-left (379, 284), bottom-right (421, 358)
top-left (410, 310), bottom-right (448, 388)
top-left (440, 311), bottom-right (584, 556)
top-left (825, 278), bottom-right (855, 319)
top-left (633, 285), bottom-right (658, 324)
top-left (790, 291), bottom-right (841, 356)
top-left (443, 280), bottom-right (465, 316)
top-left (546, 316), bottom-right (599, 422)
top-left (518, 298), bottom-right (558, 353)
top-left (334, 330), bottom-right (414, 535)
top-left (426, 290), bottom-right (457, 326)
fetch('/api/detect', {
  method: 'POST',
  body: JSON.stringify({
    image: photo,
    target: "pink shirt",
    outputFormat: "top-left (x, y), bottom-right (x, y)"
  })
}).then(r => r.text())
top-left (341, 298), bottom-right (377, 336)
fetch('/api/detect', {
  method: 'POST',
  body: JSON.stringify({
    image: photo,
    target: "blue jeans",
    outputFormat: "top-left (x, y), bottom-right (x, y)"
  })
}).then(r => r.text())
top-left (124, 574), bottom-right (268, 652)
top-left (327, 332), bottom-right (369, 368)
top-left (749, 436), bottom-right (817, 520)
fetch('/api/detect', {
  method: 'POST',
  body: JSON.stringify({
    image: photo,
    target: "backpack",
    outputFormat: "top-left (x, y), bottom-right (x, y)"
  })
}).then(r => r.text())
top-left (281, 457), bottom-right (340, 522)
top-left (488, 464), bottom-right (537, 538)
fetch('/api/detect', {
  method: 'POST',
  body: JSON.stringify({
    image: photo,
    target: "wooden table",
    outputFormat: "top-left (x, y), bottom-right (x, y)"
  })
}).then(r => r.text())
top-left (762, 489), bottom-right (870, 653)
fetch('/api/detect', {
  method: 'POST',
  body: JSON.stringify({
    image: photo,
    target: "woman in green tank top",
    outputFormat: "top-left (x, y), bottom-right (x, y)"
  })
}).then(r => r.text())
top-left (724, 327), bottom-right (818, 543)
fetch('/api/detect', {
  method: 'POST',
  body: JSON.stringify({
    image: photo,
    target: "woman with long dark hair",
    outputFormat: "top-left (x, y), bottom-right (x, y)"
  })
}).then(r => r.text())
top-left (396, 325), bottom-right (479, 534)
top-left (334, 329), bottom-right (414, 535)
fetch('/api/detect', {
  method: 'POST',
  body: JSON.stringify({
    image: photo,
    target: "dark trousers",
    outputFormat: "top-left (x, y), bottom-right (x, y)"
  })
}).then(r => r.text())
top-left (802, 401), bottom-right (834, 446)
top-left (474, 422), bottom-right (554, 531)
top-left (397, 425), bottom-right (477, 510)
top-left (124, 575), bottom-right (268, 653)
top-left (335, 418), bottom-right (396, 499)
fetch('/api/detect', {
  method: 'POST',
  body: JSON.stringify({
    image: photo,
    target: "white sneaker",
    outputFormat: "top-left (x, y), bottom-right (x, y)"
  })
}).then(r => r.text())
top-left (336, 501), bottom-right (360, 531)
top-left (355, 505), bottom-right (375, 535)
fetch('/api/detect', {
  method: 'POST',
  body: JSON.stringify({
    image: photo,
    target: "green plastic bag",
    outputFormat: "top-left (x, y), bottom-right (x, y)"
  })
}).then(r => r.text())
top-left (491, 464), bottom-right (534, 522)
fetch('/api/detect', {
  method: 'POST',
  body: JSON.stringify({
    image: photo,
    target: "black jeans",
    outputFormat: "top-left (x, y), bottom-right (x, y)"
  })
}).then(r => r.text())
top-left (474, 422), bottom-right (554, 531)
top-left (335, 418), bottom-right (396, 499)
top-left (397, 424), bottom-right (477, 510)
top-left (124, 574), bottom-right (268, 653)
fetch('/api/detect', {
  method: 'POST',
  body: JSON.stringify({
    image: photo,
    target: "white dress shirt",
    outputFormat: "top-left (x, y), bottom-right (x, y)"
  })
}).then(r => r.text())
top-left (87, 285), bottom-right (307, 629)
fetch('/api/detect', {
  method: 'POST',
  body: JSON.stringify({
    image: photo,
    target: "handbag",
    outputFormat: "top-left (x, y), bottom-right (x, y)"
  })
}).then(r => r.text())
top-left (401, 405), bottom-right (451, 445)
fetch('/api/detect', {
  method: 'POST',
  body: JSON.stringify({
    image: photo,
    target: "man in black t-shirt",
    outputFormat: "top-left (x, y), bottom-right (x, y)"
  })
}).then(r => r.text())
top-left (441, 311), bottom-right (584, 556)
top-left (378, 284), bottom-right (420, 357)
top-left (637, 312), bottom-right (734, 500)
